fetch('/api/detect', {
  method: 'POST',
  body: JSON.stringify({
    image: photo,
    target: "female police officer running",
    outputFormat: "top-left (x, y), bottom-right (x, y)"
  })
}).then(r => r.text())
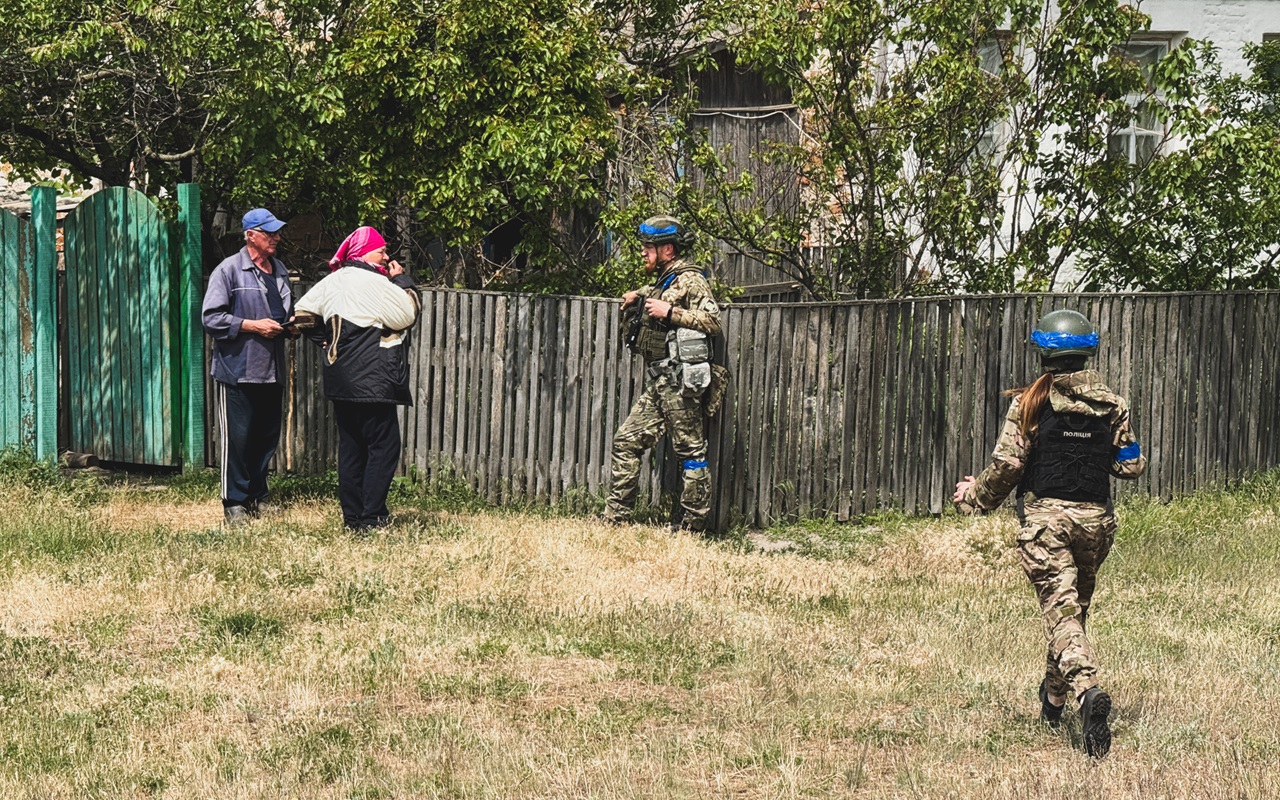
top-left (953, 309), bottom-right (1146, 758)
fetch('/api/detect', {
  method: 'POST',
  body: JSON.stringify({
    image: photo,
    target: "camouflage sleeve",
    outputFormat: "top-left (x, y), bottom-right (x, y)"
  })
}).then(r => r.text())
top-left (963, 398), bottom-right (1031, 512)
top-left (1109, 401), bottom-right (1147, 480)
top-left (668, 274), bottom-right (722, 336)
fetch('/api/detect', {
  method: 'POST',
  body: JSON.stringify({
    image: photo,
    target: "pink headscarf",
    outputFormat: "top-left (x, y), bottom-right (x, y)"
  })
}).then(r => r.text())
top-left (329, 226), bottom-right (388, 273)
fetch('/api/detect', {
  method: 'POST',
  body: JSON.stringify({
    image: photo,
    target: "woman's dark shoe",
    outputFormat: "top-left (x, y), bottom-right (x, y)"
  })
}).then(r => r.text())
top-left (1080, 687), bottom-right (1112, 758)
top-left (248, 499), bottom-right (284, 517)
top-left (1039, 679), bottom-right (1064, 727)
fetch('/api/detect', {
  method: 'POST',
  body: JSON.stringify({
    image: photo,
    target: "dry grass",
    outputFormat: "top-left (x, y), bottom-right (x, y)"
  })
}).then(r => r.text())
top-left (0, 469), bottom-right (1275, 799)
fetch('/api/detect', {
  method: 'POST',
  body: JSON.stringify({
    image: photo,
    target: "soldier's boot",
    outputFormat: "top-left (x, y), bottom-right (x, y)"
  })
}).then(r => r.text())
top-left (601, 506), bottom-right (632, 526)
top-left (670, 514), bottom-right (709, 536)
top-left (1080, 687), bottom-right (1112, 758)
top-left (1039, 679), bottom-right (1064, 728)
top-left (668, 502), bottom-right (685, 531)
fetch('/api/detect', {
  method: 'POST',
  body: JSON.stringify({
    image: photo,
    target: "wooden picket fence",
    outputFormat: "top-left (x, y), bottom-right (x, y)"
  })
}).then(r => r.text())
top-left (211, 288), bottom-right (1280, 530)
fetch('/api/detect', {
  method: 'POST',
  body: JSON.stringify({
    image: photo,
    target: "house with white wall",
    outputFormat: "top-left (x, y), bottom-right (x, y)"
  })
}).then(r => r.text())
top-left (1146, 0), bottom-right (1280, 77)
top-left (1108, 0), bottom-right (1280, 162)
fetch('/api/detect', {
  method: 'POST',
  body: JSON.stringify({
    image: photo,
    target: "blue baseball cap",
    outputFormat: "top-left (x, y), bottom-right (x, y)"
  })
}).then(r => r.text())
top-left (242, 208), bottom-right (286, 233)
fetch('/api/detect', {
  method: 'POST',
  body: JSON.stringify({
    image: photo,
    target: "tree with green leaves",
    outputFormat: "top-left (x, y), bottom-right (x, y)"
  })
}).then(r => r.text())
top-left (7, 0), bottom-right (1278, 295)
top-left (1072, 40), bottom-right (1280, 291)
top-left (0, 0), bottom-right (636, 286)
top-left (0, 0), bottom-right (330, 202)
top-left (620, 0), bottom-right (1263, 298)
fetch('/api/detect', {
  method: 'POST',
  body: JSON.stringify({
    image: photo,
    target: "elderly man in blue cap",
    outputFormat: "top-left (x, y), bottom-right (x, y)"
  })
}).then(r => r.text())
top-left (202, 208), bottom-right (293, 525)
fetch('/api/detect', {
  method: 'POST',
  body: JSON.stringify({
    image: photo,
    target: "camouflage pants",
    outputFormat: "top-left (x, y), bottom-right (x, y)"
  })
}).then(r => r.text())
top-left (1017, 498), bottom-right (1116, 701)
top-left (604, 374), bottom-right (710, 529)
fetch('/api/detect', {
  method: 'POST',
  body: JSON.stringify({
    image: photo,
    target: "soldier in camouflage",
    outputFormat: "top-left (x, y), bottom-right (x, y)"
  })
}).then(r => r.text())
top-left (604, 215), bottom-right (723, 532)
top-left (954, 309), bottom-right (1147, 759)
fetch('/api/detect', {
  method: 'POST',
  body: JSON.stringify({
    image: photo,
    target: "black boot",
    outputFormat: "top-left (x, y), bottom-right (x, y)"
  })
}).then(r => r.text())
top-left (1039, 679), bottom-right (1064, 727)
top-left (1080, 687), bottom-right (1112, 758)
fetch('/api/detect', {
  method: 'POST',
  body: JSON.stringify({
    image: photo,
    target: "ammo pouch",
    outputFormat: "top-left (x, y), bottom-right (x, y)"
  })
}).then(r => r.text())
top-left (675, 362), bottom-right (711, 397)
top-left (667, 327), bottom-right (712, 397)
top-left (668, 326), bottom-right (711, 364)
top-left (633, 321), bottom-right (669, 362)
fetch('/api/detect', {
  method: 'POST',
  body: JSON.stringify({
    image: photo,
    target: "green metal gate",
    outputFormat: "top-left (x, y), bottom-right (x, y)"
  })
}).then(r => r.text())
top-left (0, 187), bottom-right (57, 459)
top-left (62, 185), bottom-right (204, 467)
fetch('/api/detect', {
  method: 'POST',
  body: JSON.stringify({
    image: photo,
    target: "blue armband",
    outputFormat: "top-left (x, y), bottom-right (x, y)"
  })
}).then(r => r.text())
top-left (1116, 443), bottom-right (1141, 462)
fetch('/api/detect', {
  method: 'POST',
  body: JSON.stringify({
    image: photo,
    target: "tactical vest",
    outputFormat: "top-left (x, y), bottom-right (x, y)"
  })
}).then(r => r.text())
top-left (1018, 406), bottom-right (1112, 503)
top-left (632, 316), bottom-right (669, 363)
top-left (632, 262), bottom-right (704, 365)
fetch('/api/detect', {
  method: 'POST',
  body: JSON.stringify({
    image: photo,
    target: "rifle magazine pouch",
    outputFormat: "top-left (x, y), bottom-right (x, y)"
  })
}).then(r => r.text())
top-left (668, 327), bottom-right (712, 364)
top-left (634, 324), bottom-right (668, 361)
top-left (680, 361), bottom-right (712, 397)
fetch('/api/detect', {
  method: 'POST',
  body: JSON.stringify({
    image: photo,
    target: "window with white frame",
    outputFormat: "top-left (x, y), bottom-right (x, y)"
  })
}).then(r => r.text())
top-left (1107, 39), bottom-right (1170, 165)
top-left (974, 38), bottom-right (1006, 160)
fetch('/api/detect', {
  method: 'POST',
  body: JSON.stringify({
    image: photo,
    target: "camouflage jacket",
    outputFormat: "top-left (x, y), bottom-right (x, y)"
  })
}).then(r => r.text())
top-left (961, 370), bottom-right (1147, 513)
top-left (628, 259), bottom-right (722, 365)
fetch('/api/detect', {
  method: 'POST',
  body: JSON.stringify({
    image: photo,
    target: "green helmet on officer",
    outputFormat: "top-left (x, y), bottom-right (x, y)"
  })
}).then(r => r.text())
top-left (638, 215), bottom-right (696, 272)
top-left (1032, 309), bottom-right (1097, 373)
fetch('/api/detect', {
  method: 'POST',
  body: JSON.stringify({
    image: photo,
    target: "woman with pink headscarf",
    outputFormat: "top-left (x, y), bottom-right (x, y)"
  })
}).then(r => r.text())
top-left (327, 225), bottom-right (405, 277)
top-left (294, 227), bottom-right (421, 532)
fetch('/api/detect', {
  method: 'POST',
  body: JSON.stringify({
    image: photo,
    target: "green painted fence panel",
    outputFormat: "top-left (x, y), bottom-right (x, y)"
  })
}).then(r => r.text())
top-left (30, 188), bottom-right (58, 459)
top-left (0, 208), bottom-right (27, 448)
top-left (63, 187), bottom-right (179, 466)
top-left (177, 184), bottom-right (205, 469)
top-left (0, 191), bottom-right (56, 458)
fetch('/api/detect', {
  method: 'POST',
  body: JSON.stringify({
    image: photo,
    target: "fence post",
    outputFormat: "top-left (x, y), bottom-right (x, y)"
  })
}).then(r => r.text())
top-left (29, 186), bottom-right (57, 461)
top-left (177, 184), bottom-right (205, 470)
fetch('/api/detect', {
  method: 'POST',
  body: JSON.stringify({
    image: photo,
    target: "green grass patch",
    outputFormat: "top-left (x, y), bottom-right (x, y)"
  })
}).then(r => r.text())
top-left (417, 672), bottom-right (531, 702)
top-left (200, 608), bottom-right (286, 645)
top-left (0, 470), bottom-right (1275, 796)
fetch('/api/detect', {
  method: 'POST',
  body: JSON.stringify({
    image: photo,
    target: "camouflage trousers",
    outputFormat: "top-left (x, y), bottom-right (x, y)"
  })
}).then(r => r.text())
top-left (1017, 497), bottom-right (1116, 701)
top-left (604, 374), bottom-right (711, 530)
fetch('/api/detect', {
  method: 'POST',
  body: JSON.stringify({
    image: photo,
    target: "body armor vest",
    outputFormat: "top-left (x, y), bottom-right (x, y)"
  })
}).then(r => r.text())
top-left (633, 319), bottom-right (669, 363)
top-left (630, 262), bottom-right (704, 365)
top-left (1018, 406), bottom-right (1112, 503)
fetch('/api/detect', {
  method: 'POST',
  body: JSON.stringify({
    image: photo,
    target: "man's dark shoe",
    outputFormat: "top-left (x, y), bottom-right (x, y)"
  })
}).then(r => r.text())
top-left (1039, 680), bottom-right (1064, 727)
top-left (1080, 687), bottom-right (1112, 758)
top-left (223, 505), bottom-right (251, 527)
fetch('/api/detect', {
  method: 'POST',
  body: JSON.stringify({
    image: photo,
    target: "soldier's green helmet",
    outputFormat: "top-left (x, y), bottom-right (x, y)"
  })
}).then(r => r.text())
top-left (638, 215), bottom-right (696, 252)
top-left (1031, 309), bottom-right (1098, 361)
